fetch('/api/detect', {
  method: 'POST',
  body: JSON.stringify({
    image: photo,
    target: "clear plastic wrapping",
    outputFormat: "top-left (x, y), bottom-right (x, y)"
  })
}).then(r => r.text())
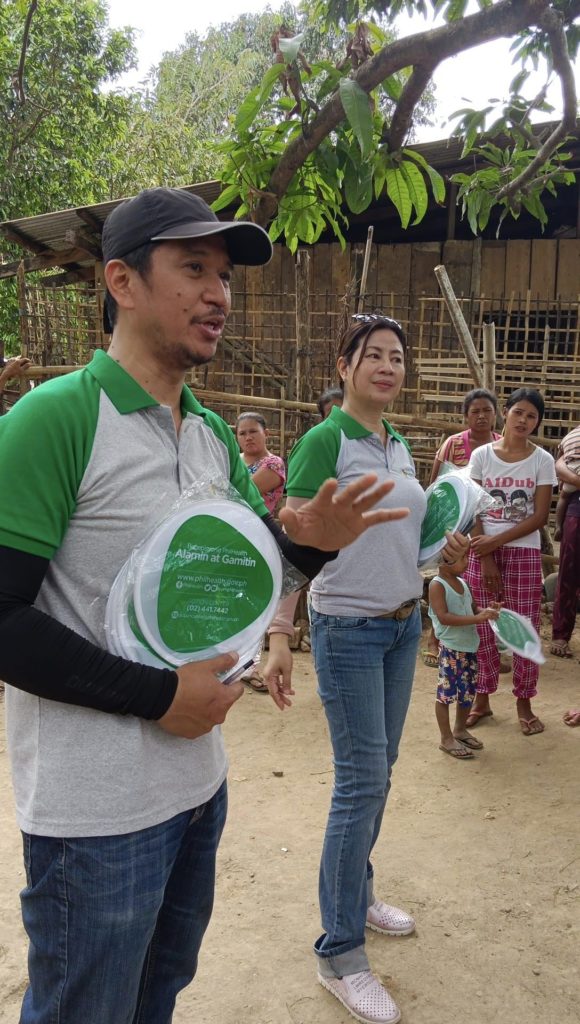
top-left (418, 463), bottom-right (500, 568)
top-left (104, 476), bottom-right (306, 676)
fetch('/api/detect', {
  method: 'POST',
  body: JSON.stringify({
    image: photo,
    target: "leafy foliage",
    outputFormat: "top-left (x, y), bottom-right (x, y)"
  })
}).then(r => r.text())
top-left (213, 0), bottom-right (578, 250)
top-left (0, 0), bottom-right (137, 221)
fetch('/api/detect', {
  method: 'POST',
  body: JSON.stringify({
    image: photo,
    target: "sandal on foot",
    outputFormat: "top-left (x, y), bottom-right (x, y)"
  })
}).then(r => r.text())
top-left (519, 716), bottom-right (545, 736)
top-left (439, 743), bottom-right (474, 759)
top-left (456, 734), bottom-right (484, 750)
top-left (421, 650), bottom-right (439, 668)
top-left (465, 708), bottom-right (493, 728)
top-left (550, 640), bottom-right (573, 658)
top-left (242, 671), bottom-right (268, 693)
top-left (563, 709), bottom-right (580, 727)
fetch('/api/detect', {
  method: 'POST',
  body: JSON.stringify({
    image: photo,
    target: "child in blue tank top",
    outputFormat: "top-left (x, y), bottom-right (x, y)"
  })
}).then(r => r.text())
top-left (429, 548), bottom-right (500, 759)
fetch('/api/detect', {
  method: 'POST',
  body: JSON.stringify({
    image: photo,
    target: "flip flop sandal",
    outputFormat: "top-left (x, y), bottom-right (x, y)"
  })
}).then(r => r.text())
top-left (421, 650), bottom-right (439, 668)
top-left (465, 709), bottom-right (493, 727)
top-left (439, 744), bottom-right (474, 759)
top-left (519, 716), bottom-right (545, 736)
top-left (456, 735), bottom-right (484, 750)
top-left (242, 672), bottom-right (269, 693)
top-left (550, 641), bottom-right (573, 658)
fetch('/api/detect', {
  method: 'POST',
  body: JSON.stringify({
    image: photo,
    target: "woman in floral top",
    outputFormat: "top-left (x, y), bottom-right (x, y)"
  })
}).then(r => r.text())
top-left (236, 411), bottom-right (285, 514)
top-left (236, 411), bottom-right (286, 692)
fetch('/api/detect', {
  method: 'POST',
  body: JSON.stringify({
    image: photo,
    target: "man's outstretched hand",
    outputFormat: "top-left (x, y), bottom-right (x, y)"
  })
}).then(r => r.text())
top-left (278, 474), bottom-right (408, 552)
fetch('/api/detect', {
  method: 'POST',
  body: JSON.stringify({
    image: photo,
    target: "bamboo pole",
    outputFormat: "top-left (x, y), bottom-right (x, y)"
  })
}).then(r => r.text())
top-left (295, 249), bottom-right (311, 403)
top-left (356, 226), bottom-right (374, 312)
top-left (434, 264), bottom-right (483, 387)
top-left (280, 385), bottom-right (286, 454)
top-left (482, 321), bottom-right (496, 391)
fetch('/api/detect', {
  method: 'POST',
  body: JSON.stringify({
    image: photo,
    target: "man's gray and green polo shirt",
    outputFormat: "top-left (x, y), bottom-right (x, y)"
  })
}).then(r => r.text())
top-left (287, 405), bottom-right (427, 617)
top-left (0, 350), bottom-right (267, 837)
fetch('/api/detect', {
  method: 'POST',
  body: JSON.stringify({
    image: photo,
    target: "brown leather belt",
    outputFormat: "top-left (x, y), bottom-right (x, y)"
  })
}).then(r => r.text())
top-left (375, 599), bottom-right (418, 621)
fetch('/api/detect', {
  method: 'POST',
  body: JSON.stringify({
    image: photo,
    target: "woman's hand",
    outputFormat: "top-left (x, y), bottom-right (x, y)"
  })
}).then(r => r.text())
top-left (440, 530), bottom-right (470, 564)
top-left (470, 534), bottom-right (499, 558)
top-left (263, 634), bottom-right (295, 710)
top-left (279, 474), bottom-right (408, 551)
top-left (480, 555), bottom-right (503, 598)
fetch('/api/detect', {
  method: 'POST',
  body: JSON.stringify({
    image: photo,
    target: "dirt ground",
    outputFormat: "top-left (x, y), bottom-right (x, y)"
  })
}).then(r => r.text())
top-left (1, 623), bottom-right (578, 1024)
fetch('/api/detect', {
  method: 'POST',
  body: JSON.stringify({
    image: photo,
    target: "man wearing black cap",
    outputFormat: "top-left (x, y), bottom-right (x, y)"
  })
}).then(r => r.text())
top-left (0, 188), bottom-right (404, 1023)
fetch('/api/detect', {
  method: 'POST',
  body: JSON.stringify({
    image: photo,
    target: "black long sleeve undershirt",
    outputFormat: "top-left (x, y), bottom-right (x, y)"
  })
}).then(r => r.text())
top-left (0, 522), bottom-right (336, 719)
top-left (0, 544), bottom-right (178, 719)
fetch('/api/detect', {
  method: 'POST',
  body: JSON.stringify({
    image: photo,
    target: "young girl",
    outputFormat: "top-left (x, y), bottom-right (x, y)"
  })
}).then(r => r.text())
top-left (429, 548), bottom-right (499, 759)
top-left (465, 388), bottom-right (557, 735)
top-left (236, 411), bottom-right (285, 514)
top-left (424, 388), bottom-right (502, 668)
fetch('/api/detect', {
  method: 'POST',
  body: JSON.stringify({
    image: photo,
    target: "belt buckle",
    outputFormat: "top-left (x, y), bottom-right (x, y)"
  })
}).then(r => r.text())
top-left (394, 600), bottom-right (415, 621)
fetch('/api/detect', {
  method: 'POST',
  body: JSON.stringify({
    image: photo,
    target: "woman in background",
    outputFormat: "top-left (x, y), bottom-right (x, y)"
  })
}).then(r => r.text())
top-left (466, 387), bottom-right (557, 736)
top-left (236, 411), bottom-right (286, 691)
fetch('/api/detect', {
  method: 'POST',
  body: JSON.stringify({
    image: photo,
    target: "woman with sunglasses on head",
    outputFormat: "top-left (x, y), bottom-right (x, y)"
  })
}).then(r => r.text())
top-left (465, 387), bottom-right (557, 736)
top-left (265, 314), bottom-right (468, 1024)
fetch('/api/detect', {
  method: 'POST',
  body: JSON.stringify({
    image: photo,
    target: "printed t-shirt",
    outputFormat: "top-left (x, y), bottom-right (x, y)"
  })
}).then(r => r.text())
top-left (0, 350), bottom-right (267, 838)
top-left (245, 453), bottom-right (285, 513)
top-left (287, 405), bottom-right (427, 617)
top-left (435, 429), bottom-right (501, 468)
top-left (469, 442), bottom-right (557, 549)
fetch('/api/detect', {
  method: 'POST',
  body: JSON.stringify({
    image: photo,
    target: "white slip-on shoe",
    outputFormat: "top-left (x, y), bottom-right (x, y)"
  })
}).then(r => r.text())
top-left (366, 899), bottom-right (415, 936)
top-left (318, 969), bottom-right (401, 1024)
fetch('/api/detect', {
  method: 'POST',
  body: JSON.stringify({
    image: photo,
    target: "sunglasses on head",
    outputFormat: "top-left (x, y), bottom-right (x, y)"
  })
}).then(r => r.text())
top-left (351, 313), bottom-right (403, 330)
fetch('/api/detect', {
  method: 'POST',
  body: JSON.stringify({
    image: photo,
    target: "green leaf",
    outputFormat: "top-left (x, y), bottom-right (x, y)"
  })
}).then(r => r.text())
top-left (211, 182), bottom-right (241, 212)
top-left (382, 75), bottom-right (402, 102)
top-left (235, 85), bottom-right (262, 132)
top-left (404, 149), bottom-right (446, 204)
top-left (385, 167), bottom-right (411, 228)
top-left (344, 158), bottom-right (373, 214)
top-left (339, 79), bottom-right (373, 158)
top-left (399, 160), bottom-right (428, 224)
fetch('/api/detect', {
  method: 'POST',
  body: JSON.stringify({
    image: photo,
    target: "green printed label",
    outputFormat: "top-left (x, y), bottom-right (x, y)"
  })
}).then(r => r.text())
top-left (420, 481), bottom-right (461, 547)
top-left (157, 515), bottom-right (274, 654)
top-left (495, 610), bottom-right (536, 652)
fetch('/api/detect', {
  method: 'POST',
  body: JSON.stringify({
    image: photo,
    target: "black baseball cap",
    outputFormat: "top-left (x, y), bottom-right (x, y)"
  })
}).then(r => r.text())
top-left (101, 187), bottom-right (273, 267)
top-left (101, 187), bottom-right (273, 333)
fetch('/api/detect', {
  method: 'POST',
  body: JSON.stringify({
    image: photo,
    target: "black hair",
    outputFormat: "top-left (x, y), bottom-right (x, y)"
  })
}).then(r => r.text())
top-left (104, 240), bottom-right (160, 333)
top-left (504, 387), bottom-right (545, 431)
top-left (316, 386), bottom-right (343, 417)
top-left (236, 411), bottom-right (267, 432)
top-left (462, 388), bottom-right (498, 416)
top-left (336, 316), bottom-right (407, 392)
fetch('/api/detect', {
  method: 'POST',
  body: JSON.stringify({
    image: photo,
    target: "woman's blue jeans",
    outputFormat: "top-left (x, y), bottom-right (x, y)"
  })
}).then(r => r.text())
top-left (19, 781), bottom-right (227, 1024)
top-left (310, 607), bottom-right (421, 978)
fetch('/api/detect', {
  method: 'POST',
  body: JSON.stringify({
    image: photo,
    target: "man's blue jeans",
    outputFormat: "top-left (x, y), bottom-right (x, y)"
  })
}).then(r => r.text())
top-left (19, 781), bottom-right (227, 1024)
top-left (310, 607), bottom-right (421, 979)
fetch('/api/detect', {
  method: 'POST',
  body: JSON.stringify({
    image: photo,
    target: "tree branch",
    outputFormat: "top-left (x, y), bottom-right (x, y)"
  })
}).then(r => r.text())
top-left (385, 63), bottom-right (436, 152)
top-left (496, 8), bottom-right (578, 200)
top-left (14, 0), bottom-right (38, 104)
top-left (251, 0), bottom-right (578, 227)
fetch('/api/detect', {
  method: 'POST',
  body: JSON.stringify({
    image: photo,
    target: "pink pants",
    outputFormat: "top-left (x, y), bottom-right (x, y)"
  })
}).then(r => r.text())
top-left (465, 547), bottom-right (543, 700)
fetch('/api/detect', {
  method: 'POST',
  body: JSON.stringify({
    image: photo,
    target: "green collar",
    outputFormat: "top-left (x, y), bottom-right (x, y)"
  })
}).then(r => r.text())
top-left (86, 350), bottom-right (206, 417)
top-left (329, 404), bottom-right (406, 445)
